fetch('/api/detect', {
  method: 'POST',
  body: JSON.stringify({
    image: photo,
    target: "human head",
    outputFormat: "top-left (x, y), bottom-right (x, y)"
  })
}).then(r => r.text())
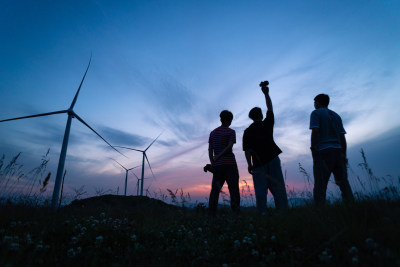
top-left (248, 107), bottom-right (263, 121)
top-left (314, 94), bottom-right (330, 109)
top-left (220, 110), bottom-right (233, 126)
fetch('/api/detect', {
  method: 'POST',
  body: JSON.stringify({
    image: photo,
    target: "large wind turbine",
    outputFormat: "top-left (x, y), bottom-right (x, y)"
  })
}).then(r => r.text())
top-left (115, 132), bottom-right (162, 196)
top-left (0, 58), bottom-right (124, 208)
top-left (111, 158), bottom-right (140, 196)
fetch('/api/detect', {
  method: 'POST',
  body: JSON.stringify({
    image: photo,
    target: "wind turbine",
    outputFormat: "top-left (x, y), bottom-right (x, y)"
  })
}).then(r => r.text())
top-left (0, 57), bottom-right (124, 208)
top-left (111, 158), bottom-right (140, 196)
top-left (115, 132), bottom-right (162, 196)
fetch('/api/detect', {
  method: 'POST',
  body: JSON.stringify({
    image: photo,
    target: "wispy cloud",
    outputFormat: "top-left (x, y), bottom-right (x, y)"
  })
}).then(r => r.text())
top-left (99, 126), bottom-right (150, 147)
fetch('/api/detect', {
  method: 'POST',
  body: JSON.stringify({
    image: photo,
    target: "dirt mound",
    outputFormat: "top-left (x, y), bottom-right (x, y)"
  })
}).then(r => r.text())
top-left (63, 194), bottom-right (179, 217)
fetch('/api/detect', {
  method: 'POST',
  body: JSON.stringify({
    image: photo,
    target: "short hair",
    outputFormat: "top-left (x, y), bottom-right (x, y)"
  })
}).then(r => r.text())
top-left (314, 94), bottom-right (330, 107)
top-left (249, 107), bottom-right (263, 121)
top-left (220, 110), bottom-right (233, 124)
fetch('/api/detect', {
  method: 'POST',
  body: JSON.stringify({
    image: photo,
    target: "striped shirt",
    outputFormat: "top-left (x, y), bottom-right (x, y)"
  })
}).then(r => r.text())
top-left (209, 126), bottom-right (237, 166)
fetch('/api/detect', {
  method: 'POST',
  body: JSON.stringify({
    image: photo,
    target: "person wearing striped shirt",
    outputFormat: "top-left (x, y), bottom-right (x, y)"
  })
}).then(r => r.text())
top-left (208, 110), bottom-right (240, 216)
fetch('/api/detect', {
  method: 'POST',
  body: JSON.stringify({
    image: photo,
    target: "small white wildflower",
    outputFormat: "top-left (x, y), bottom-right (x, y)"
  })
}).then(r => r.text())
top-left (9, 242), bottom-right (19, 251)
top-left (76, 246), bottom-right (82, 254)
top-left (204, 240), bottom-right (208, 245)
top-left (36, 243), bottom-right (43, 250)
top-left (67, 248), bottom-right (76, 258)
top-left (318, 248), bottom-right (332, 262)
top-left (130, 234), bottom-right (137, 241)
top-left (26, 233), bottom-right (33, 245)
top-left (352, 256), bottom-right (358, 263)
top-left (270, 235), bottom-right (276, 241)
top-left (233, 240), bottom-right (241, 249)
top-left (348, 246), bottom-right (358, 255)
top-left (197, 227), bottom-right (202, 232)
top-left (251, 249), bottom-right (259, 257)
top-left (100, 212), bottom-right (106, 218)
top-left (81, 226), bottom-right (87, 233)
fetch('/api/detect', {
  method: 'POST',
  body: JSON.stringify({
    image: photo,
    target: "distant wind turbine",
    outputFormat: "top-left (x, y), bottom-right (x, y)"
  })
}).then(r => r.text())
top-left (115, 132), bottom-right (163, 196)
top-left (111, 158), bottom-right (140, 196)
top-left (0, 57), bottom-right (124, 208)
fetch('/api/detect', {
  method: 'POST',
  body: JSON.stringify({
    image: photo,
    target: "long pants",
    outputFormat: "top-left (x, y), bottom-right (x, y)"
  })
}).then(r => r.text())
top-left (313, 148), bottom-right (354, 205)
top-left (208, 164), bottom-right (240, 215)
top-left (252, 156), bottom-right (288, 214)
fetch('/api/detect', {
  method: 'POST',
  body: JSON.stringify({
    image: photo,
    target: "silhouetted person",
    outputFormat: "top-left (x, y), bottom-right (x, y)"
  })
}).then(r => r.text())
top-left (208, 110), bottom-right (240, 216)
top-left (310, 94), bottom-right (354, 205)
top-left (243, 81), bottom-right (288, 214)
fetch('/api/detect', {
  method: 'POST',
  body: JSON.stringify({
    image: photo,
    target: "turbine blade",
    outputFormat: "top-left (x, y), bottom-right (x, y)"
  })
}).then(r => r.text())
top-left (114, 146), bottom-right (144, 153)
top-left (144, 154), bottom-right (155, 180)
top-left (132, 171), bottom-right (140, 180)
top-left (110, 158), bottom-right (127, 171)
top-left (70, 56), bottom-right (92, 109)
top-left (127, 165), bottom-right (141, 171)
top-left (73, 112), bottom-right (126, 157)
top-left (145, 130), bottom-right (164, 151)
top-left (0, 110), bottom-right (68, 123)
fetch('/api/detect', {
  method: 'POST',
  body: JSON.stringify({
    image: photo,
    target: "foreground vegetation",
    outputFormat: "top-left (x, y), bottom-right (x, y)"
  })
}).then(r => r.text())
top-left (1, 195), bottom-right (400, 266)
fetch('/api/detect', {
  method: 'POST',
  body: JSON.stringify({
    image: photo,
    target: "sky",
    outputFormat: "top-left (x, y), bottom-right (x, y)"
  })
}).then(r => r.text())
top-left (1, 0), bottom-right (399, 203)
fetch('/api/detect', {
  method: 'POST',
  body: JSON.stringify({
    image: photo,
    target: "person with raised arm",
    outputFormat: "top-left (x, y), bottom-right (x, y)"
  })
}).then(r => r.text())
top-left (243, 81), bottom-right (288, 215)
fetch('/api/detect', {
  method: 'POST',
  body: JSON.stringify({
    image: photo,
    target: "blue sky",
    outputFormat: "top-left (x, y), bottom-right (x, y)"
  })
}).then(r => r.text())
top-left (1, 0), bottom-right (399, 202)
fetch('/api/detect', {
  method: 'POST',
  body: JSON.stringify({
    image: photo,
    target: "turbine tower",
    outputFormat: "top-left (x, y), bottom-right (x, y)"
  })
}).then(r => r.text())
top-left (111, 158), bottom-right (140, 196)
top-left (116, 132), bottom-right (162, 196)
top-left (0, 57), bottom-right (124, 208)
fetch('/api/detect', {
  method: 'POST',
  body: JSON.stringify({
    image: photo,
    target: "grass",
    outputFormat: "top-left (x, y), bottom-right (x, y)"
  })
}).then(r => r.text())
top-left (1, 195), bottom-right (400, 266)
top-left (1, 150), bottom-right (400, 266)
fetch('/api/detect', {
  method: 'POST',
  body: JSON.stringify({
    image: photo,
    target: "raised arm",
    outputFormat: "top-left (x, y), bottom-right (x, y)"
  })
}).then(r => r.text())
top-left (260, 82), bottom-right (273, 112)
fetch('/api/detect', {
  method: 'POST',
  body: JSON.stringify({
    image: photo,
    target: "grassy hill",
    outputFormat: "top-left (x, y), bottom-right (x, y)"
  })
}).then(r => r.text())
top-left (1, 195), bottom-right (400, 266)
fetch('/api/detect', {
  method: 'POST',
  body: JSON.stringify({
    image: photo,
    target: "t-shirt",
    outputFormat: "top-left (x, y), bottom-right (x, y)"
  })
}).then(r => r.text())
top-left (309, 107), bottom-right (346, 151)
top-left (242, 110), bottom-right (282, 168)
top-left (209, 126), bottom-right (237, 166)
